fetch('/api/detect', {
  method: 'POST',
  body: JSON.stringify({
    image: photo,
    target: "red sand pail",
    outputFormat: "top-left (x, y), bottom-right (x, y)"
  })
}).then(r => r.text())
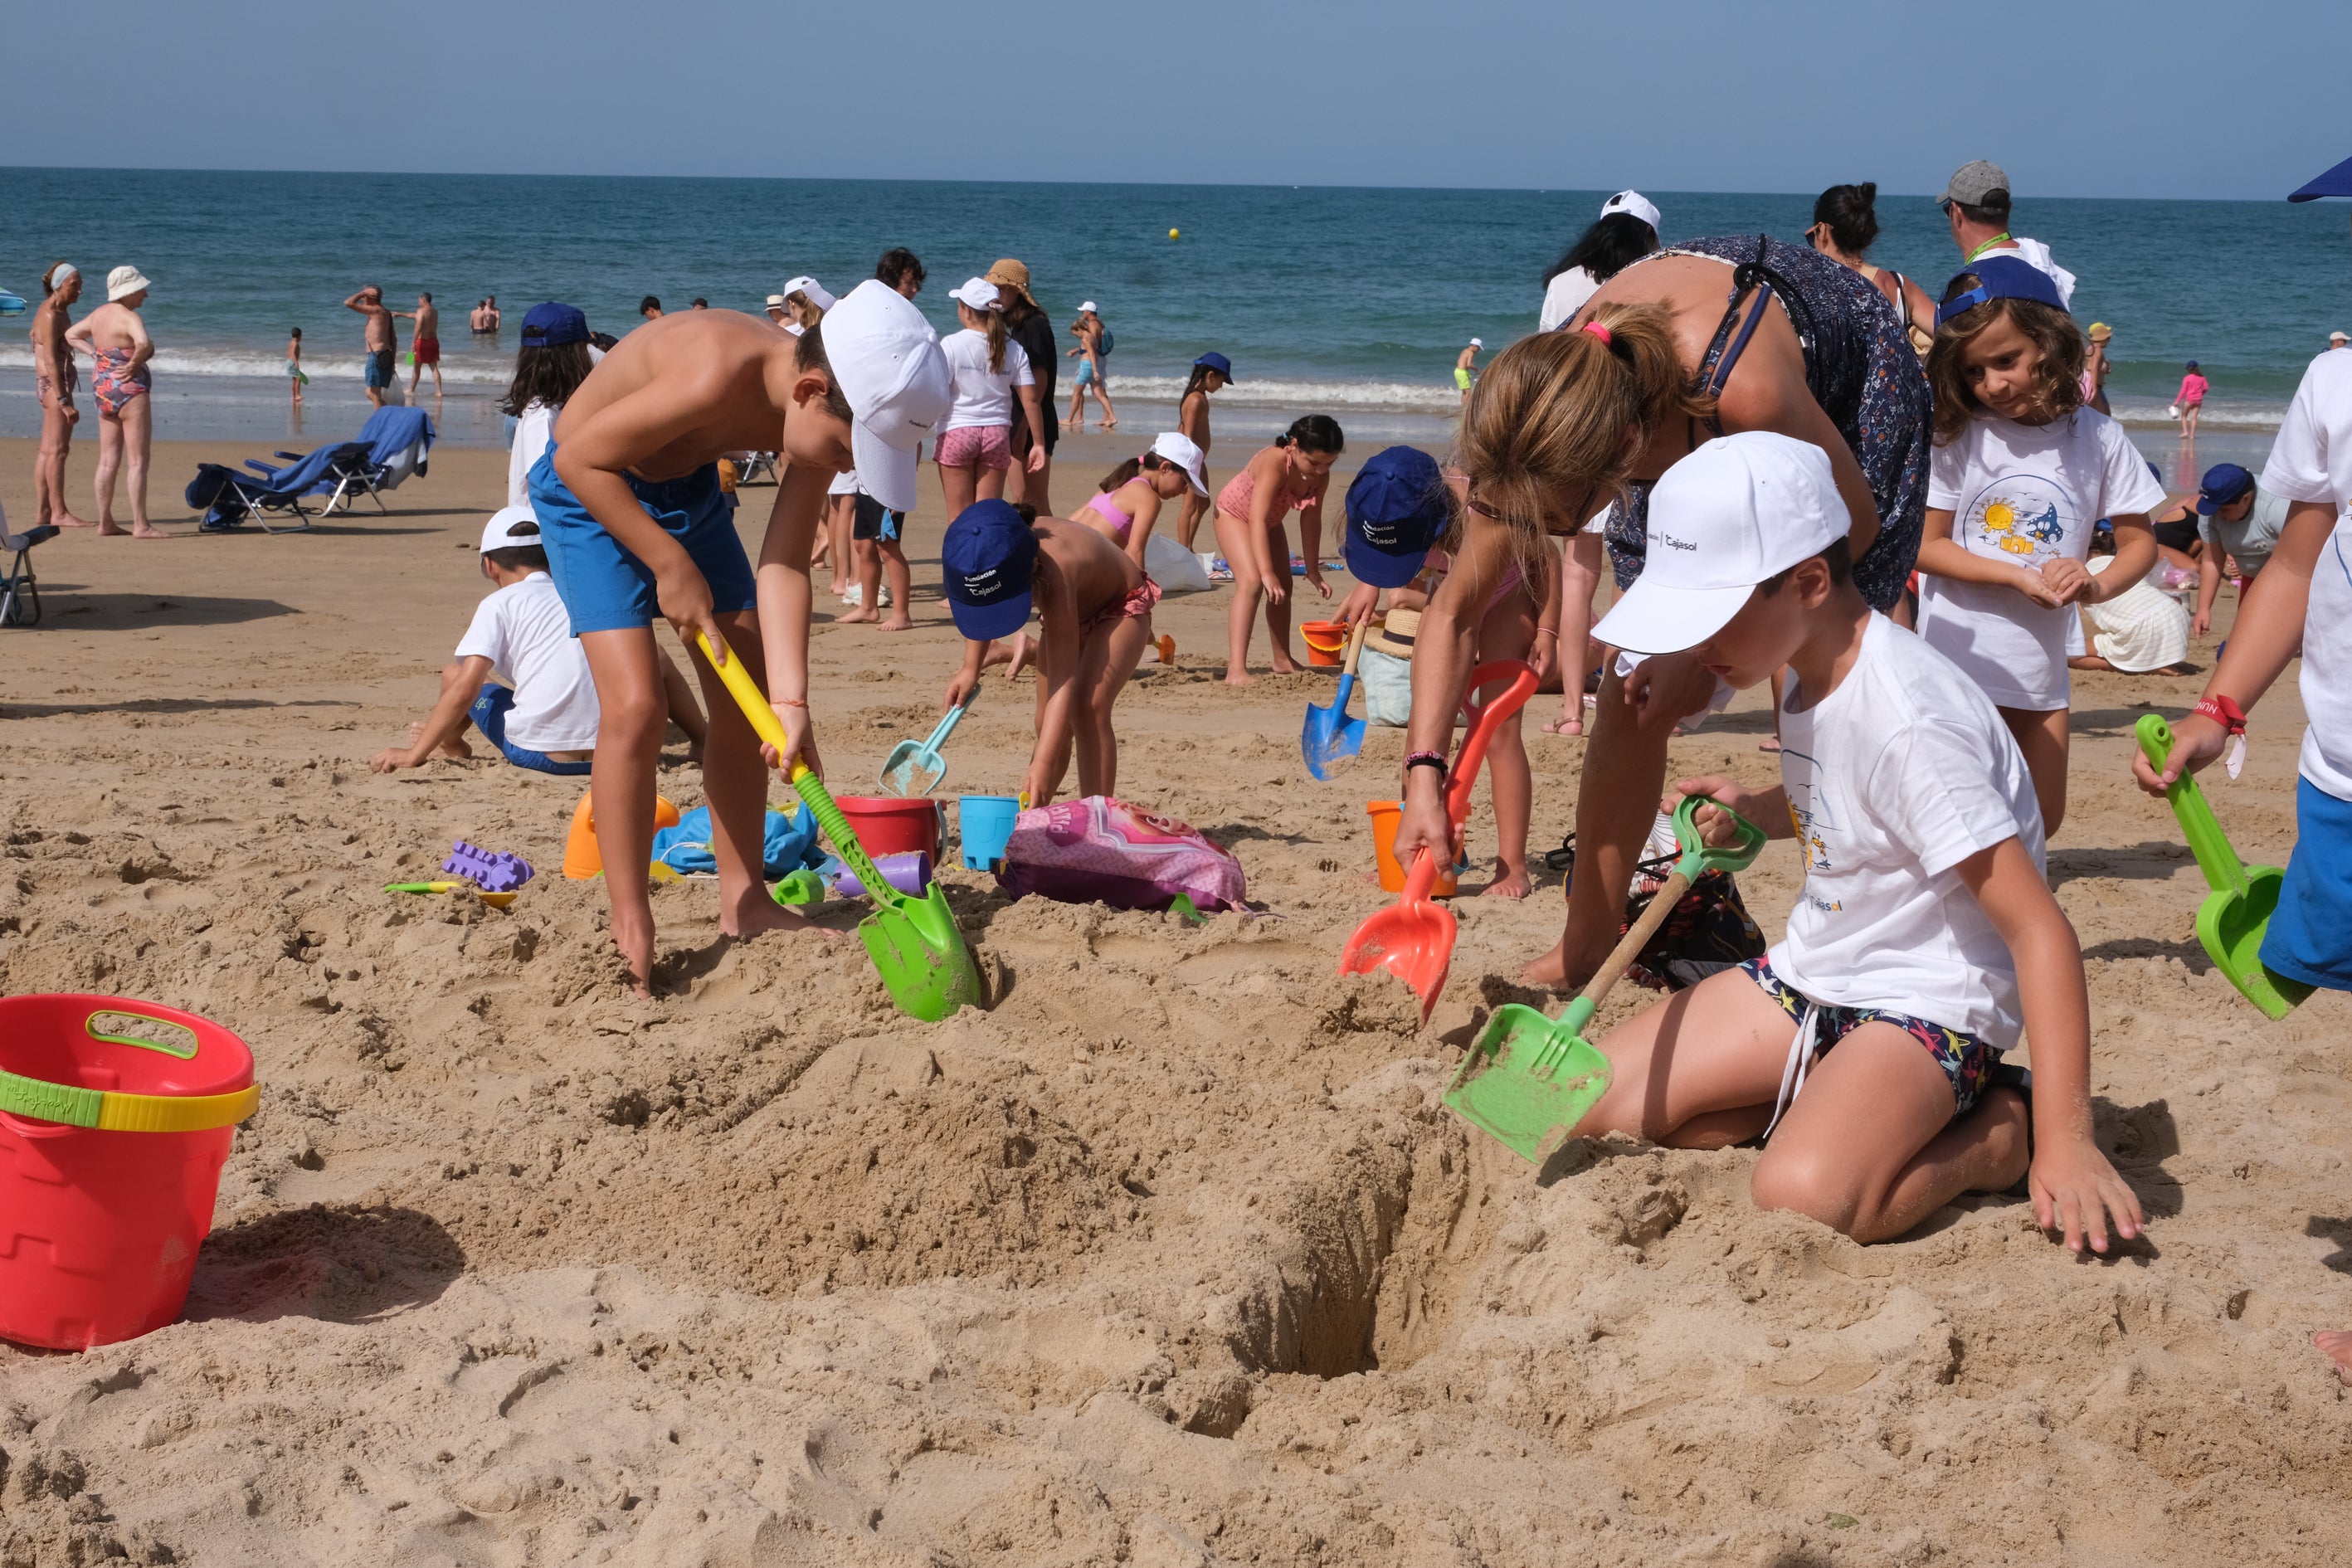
top-left (835, 796), bottom-right (944, 861)
top-left (0, 995), bottom-right (259, 1350)
top-left (1301, 621), bottom-right (1349, 668)
top-left (1366, 802), bottom-right (1463, 898)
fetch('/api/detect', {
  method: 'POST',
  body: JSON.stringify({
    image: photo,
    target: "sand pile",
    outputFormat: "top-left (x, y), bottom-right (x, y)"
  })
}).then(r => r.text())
top-left (0, 440), bottom-right (2346, 1566)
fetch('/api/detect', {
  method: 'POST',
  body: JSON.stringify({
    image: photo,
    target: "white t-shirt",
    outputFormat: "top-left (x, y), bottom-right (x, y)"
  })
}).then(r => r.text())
top-left (1916, 409), bottom-right (2165, 710)
top-left (452, 572), bottom-right (601, 752)
top-left (2258, 348), bottom-right (2352, 799)
top-left (940, 330), bottom-right (1034, 431)
top-left (827, 468), bottom-right (861, 497)
top-left (1539, 266), bottom-right (1603, 333)
top-left (2081, 554), bottom-right (2189, 673)
top-left (1771, 613), bottom-right (2046, 1047)
top-left (508, 400), bottom-right (558, 512)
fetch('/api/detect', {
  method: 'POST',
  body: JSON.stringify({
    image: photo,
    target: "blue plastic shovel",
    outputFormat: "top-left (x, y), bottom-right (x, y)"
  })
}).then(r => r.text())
top-left (1302, 620), bottom-right (1370, 780)
top-left (879, 704), bottom-right (968, 797)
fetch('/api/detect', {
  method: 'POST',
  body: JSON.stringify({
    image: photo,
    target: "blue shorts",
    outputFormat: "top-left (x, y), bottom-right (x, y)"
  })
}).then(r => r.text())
top-left (528, 444), bottom-right (757, 635)
top-left (364, 349), bottom-right (395, 389)
top-left (1074, 359), bottom-right (1097, 387)
top-left (2260, 777), bottom-right (2352, 991)
top-left (468, 684), bottom-right (593, 777)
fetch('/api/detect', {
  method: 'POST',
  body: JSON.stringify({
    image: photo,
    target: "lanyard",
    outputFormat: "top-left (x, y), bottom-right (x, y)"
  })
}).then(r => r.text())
top-left (1964, 233), bottom-right (2014, 264)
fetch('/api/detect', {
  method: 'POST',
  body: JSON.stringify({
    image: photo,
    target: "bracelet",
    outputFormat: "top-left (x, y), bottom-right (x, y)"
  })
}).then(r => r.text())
top-left (2192, 694), bottom-right (2246, 734)
top-left (774, 697), bottom-right (808, 709)
top-left (1534, 626), bottom-right (1559, 640)
top-left (1404, 750), bottom-right (1449, 778)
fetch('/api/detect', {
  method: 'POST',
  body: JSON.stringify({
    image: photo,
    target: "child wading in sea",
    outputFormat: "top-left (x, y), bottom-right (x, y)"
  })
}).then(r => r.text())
top-left (2136, 343), bottom-right (2352, 1383)
top-left (1563, 431), bottom-right (2142, 1250)
top-left (1215, 415), bottom-right (1344, 683)
top-left (285, 328), bottom-right (306, 404)
top-left (1079, 431), bottom-right (1209, 568)
top-left (2175, 360), bottom-right (2208, 440)
top-left (940, 499), bottom-right (1155, 806)
top-left (1175, 353), bottom-right (1230, 555)
top-left (1912, 257), bottom-right (2164, 837)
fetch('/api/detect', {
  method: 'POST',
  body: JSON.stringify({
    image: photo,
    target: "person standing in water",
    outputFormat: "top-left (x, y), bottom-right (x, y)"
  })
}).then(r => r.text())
top-left (1065, 302), bottom-right (1116, 432)
top-left (30, 263), bottom-right (93, 530)
top-left (64, 266), bottom-right (161, 538)
top-left (286, 327), bottom-right (307, 404)
top-left (1456, 338), bottom-right (1483, 405)
top-left (343, 285), bottom-right (397, 409)
top-left (393, 293), bottom-right (443, 401)
top-left (2176, 361), bottom-right (2208, 440)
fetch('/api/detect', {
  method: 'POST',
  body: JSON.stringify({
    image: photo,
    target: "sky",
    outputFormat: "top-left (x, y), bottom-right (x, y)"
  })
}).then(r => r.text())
top-left (6, 0), bottom-right (2349, 200)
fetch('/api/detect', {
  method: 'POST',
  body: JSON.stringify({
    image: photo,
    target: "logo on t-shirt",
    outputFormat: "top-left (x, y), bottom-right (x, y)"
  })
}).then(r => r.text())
top-left (1779, 745), bottom-right (1839, 873)
top-left (1962, 475), bottom-right (2073, 567)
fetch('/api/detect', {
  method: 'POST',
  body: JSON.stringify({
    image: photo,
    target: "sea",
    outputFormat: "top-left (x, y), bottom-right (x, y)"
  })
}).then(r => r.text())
top-left (7, 168), bottom-right (2348, 482)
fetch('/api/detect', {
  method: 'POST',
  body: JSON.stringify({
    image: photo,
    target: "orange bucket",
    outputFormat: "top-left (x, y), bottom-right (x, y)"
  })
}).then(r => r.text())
top-left (1302, 621), bottom-right (1349, 668)
top-left (1366, 801), bottom-right (1463, 897)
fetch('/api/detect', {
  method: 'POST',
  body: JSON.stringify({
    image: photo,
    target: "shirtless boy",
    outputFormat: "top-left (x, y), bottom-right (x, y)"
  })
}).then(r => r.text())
top-left (343, 285), bottom-right (397, 408)
top-left (532, 282), bottom-right (950, 991)
top-left (394, 292), bottom-right (444, 400)
top-left (30, 264), bottom-right (93, 530)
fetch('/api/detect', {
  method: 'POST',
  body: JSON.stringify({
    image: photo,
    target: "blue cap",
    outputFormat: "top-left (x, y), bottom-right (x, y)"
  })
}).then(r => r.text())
top-left (2196, 463), bottom-right (2254, 514)
top-left (1194, 351), bottom-right (1234, 382)
top-left (1342, 446), bottom-right (1450, 588)
top-left (1936, 255), bottom-right (2068, 328)
top-left (941, 500), bottom-right (1037, 640)
top-left (519, 302), bottom-right (589, 348)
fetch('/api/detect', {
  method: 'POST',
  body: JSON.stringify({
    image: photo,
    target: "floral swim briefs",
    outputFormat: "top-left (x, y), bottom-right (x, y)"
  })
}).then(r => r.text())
top-left (1741, 954), bottom-right (2001, 1116)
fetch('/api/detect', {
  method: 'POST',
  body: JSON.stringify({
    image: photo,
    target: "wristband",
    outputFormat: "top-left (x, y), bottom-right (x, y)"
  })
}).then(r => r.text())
top-left (2193, 694), bottom-right (2247, 779)
top-left (1404, 750), bottom-right (1449, 779)
top-left (774, 697), bottom-right (808, 709)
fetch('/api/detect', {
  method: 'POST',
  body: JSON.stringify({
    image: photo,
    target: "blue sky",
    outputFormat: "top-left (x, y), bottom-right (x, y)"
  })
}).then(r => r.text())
top-left (7, 0), bottom-right (2347, 199)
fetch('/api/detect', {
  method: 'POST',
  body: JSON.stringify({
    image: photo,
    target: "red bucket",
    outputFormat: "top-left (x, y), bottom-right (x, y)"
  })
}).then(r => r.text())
top-left (0, 996), bottom-right (259, 1350)
top-left (834, 796), bottom-right (944, 861)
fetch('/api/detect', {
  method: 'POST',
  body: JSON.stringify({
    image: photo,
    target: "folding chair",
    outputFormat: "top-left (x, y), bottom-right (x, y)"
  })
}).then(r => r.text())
top-left (1, 519), bottom-right (59, 627)
top-left (251, 441), bottom-right (384, 514)
top-left (736, 451), bottom-right (779, 485)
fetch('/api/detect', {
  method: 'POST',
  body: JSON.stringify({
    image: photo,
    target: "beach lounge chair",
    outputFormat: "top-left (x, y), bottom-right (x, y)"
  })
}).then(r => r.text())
top-left (351, 406), bottom-right (434, 505)
top-left (229, 407), bottom-right (437, 520)
top-left (184, 441), bottom-right (370, 533)
top-left (0, 510), bottom-right (59, 627)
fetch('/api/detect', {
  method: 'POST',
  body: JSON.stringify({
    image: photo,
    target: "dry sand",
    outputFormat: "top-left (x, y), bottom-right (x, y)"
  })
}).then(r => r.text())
top-left (0, 434), bottom-right (2346, 1566)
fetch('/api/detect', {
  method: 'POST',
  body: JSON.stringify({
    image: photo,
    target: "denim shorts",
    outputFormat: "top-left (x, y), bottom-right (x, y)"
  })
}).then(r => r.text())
top-left (528, 444), bottom-right (757, 635)
top-left (1741, 954), bottom-right (2002, 1116)
top-left (468, 684), bottom-right (592, 777)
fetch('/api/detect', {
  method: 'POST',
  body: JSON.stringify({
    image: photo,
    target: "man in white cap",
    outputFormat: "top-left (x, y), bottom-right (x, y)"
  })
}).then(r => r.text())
top-left (1939, 159), bottom-right (2076, 306)
top-left (1066, 299), bottom-right (1115, 433)
top-left (531, 283), bottom-right (950, 991)
top-left (1455, 336), bottom-right (1483, 405)
top-left (1533, 429), bottom-right (2141, 1254)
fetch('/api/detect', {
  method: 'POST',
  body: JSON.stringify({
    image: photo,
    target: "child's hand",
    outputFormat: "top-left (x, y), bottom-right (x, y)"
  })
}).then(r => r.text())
top-left (1304, 565), bottom-right (1332, 600)
top-left (1264, 570), bottom-right (1288, 609)
top-left (1668, 775), bottom-right (1765, 846)
top-left (2029, 1134), bottom-right (2144, 1256)
top-left (1337, 581), bottom-right (1380, 627)
top-left (2130, 711), bottom-right (2228, 794)
top-left (942, 668), bottom-right (979, 715)
top-left (657, 563), bottom-right (721, 662)
top-left (760, 705), bottom-right (821, 779)
top-left (1025, 444), bottom-right (1046, 475)
top-left (2038, 558), bottom-right (2093, 604)
top-left (368, 746), bottom-right (417, 774)
top-left (1389, 770), bottom-right (1456, 871)
top-left (2014, 567), bottom-right (2068, 608)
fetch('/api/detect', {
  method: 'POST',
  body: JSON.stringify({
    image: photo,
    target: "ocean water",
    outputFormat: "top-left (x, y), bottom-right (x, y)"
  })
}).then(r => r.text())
top-left (5, 167), bottom-right (2348, 469)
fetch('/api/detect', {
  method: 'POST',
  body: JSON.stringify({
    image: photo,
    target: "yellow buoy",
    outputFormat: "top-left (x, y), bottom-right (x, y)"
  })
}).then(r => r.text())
top-left (1169, 227), bottom-right (1180, 241)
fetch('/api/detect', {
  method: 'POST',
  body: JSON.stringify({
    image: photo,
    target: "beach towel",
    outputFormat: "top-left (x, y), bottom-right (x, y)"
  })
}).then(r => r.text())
top-left (996, 796), bottom-right (1246, 912)
top-left (650, 802), bottom-right (825, 879)
top-left (358, 405), bottom-right (436, 487)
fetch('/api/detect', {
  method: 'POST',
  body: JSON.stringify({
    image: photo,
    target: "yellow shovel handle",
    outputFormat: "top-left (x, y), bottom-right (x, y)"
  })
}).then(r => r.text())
top-left (697, 632), bottom-right (813, 786)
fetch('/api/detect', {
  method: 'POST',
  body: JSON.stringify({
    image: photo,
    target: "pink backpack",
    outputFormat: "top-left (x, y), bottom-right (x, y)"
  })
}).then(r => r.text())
top-left (996, 796), bottom-right (1246, 912)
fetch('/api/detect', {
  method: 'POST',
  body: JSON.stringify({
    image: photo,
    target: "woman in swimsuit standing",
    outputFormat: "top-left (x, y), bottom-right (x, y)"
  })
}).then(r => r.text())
top-left (1214, 415), bottom-right (1345, 683)
top-left (64, 266), bottom-right (162, 538)
top-left (30, 263), bottom-right (93, 531)
top-left (1391, 233), bottom-right (1931, 988)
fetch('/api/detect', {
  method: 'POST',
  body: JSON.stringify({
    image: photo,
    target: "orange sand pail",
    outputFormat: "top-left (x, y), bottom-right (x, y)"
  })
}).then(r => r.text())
top-left (563, 791), bottom-right (684, 879)
top-left (0, 996), bottom-right (261, 1350)
top-left (1366, 801), bottom-right (1463, 898)
top-left (1302, 621), bottom-right (1349, 668)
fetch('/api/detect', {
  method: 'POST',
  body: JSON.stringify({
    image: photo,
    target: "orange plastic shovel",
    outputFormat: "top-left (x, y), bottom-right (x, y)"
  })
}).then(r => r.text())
top-left (1337, 660), bottom-right (1537, 1025)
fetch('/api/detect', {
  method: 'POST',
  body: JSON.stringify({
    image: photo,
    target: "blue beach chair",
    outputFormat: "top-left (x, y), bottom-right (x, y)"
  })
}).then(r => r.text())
top-left (184, 440), bottom-right (368, 532)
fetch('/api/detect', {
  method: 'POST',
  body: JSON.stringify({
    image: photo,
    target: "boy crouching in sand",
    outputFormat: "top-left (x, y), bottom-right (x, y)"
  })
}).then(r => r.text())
top-left (1563, 432), bottom-right (2142, 1250)
top-left (532, 283), bottom-right (951, 990)
top-left (369, 506), bottom-right (706, 777)
top-left (938, 499), bottom-right (1156, 807)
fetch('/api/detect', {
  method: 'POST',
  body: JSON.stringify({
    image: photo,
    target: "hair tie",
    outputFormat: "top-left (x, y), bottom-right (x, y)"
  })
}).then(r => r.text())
top-left (1582, 321), bottom-right (1614, 345)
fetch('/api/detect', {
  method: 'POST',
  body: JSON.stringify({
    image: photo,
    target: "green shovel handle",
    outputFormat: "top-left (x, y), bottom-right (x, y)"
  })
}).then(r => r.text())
top-left (2135, 713), bottom-right (2250, 897)
top-left (1669, 793), bottom-right (1769, 880)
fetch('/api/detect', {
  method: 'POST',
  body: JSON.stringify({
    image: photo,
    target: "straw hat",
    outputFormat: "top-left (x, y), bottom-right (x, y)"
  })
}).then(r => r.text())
top-left (2087, 321), bottom-right (2111, 343)
top-left (1365, 607), bottom-right (1420, 661)
top-left (984, 258), bottom-right (1035, 306)
top-left (106, 265), bottom-right (153, 303)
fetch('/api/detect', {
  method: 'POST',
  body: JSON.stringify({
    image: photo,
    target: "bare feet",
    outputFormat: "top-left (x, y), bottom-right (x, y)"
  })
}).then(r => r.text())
top-left (720, 888), bottom-right (843, 942)
top-left (879, 613), bottom-right (914, 631)
top-left (1005, 631), bottom-right (1034, 681)
top-left (1758, 737), bottom-right (1784, 753)
top-left (1268, 656), bottom-right (1303, 675)
top-left (1480, 859), bottom-right (1531, 900)
top-left (1223, 669), bottom-right (1256, 686)
top-left (51, 513), bottom-right (99, 528)
top-left (838, 605), bottom-right (879, 625)
top-left (1540, 713), bottom-right (1583, 737)
top-left (2314, 1331), bottom-right (2352, 1385)
top-left (1520, 937), bottom-right (1602, 991)
top-left (611, 909), bottom-right (655, 1000)
top-left (96, 520), bottom-right (125, 537)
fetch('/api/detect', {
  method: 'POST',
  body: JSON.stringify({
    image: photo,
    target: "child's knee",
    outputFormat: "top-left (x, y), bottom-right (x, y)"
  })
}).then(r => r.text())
top-left (1750, 1148), bottom-right (1862, 1236)
top-left (598, 689), bottom-right (668, 747)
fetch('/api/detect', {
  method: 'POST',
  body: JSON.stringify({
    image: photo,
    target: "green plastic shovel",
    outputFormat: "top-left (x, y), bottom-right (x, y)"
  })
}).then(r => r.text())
top-left (699, 633), bottom-right (981, 1022)
top-left (1445, 793), bottom-right (1769, 1162)
top-left (2135, 713), bottom-right (2311, 1020)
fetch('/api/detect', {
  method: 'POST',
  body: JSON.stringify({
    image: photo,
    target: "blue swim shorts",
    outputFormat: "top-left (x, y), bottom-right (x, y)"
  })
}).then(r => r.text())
top-left (2259, 777), bottom-right (2352, 991)
top-left (468, 684), bottom-right (592, 777)
top-left (364, 349), bottom-right (395, 390)
top-left (528, 443), bottom-right (757, 636)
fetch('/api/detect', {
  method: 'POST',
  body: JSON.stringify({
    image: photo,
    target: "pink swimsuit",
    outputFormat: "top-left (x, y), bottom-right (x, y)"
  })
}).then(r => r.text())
top-left (1083, 489), bottom-right (1136, 543)
top-left (1215, 448), bottom-right (1320, 526)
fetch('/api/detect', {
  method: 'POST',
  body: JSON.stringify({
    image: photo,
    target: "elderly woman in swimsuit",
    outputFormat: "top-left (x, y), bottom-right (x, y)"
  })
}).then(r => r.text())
top-left (1390, 233), bottom-right (1932, 988)
top-left (63, 266), bottom-right (163, 538)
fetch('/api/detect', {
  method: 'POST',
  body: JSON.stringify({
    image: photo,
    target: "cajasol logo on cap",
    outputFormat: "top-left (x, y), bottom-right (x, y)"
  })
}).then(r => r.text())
top-left (1361, 520), bottom-right (1402, 548)
top-left (1653, 528), bottom-right (1701, 553)
top-left (961, 566), bottom-right (1006, 599)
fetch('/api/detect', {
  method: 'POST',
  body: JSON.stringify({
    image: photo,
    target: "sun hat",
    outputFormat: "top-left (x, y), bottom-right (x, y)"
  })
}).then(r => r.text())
top-left (479, 505), bottom-right (543, 553)
top-left (983, 258), bottom-right (1035, 304)
top-left (820, 280), bottom-right (954, 514)
top-left (1469, 338), bottom-right (1483, 348)
top-left (1343, 446), bottom-right (1450, 590)
top-left (2195, 463), bottom-right (2255, 514)
top-left (1938, 159), bottom-right (2009, 207)
top-left (765, 293), bottom-right (787, 309)
top-left (1589, 432), bottom-right (1848, 657)
top-left (106, 265), bottom-right (153, 303)
top-left (941, 499), bottom-right (1038, 640)
top-left (1147, 431), bottom-right (1210, 496)
top-left (1194, 350), bottom-right (1234, 382)
top-left (2333, 330), bottom-right (2350, 344)
top-left (1079, 300), bottom-right (1098, 314)
top-left (782, 276), bottom-right (836, 312)
top-left (519, 302), bottom-right (589, 348)
top-left (1600, 190), bottom-right (1663, 232)
top-left (2087, 322), bottom-right (2112, 342)
top-left (947, 277), bottom-right (1001, 311)
top-left (1936, 255), bottom-right (2068, 327)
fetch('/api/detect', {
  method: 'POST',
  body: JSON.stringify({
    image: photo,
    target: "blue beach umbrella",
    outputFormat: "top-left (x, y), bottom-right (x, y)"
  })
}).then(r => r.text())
top-left (2288, 154), bottom-right (2352, 201)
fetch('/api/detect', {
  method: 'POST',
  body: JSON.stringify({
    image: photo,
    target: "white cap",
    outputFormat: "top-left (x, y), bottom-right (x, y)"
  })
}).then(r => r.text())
top-left (1600, 190), bottom-right (1662, 233)
top-left (480, 504), bottom-right (543, 553)
top-left (947, 277), bottom-right (1001, 309)
top-left (107, 265), bottom-right (153, 303)
top-left (1589, 432), bottom-right (1847, 656)
top-left (2334, 330), bottom-right (2350, 343)
top-left (821, 280), bottom-right (953, 514)
top-left (782, 276), bottom-right (836, 312)
top-left (1148, 431), bottom-right (1210, 496)
top-left (1469, 338), bottom-right (1483, 348)
top-left (1079, 300), bottom-right (1098, 314)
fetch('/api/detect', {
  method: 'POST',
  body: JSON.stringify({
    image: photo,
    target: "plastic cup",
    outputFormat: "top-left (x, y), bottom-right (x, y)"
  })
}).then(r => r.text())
top-left (959, 795), bottom-right (1020, 870)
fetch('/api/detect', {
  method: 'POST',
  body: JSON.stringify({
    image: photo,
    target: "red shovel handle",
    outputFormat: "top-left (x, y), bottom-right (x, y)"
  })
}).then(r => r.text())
top-left (1445, 660), bottom-right (1538, 825)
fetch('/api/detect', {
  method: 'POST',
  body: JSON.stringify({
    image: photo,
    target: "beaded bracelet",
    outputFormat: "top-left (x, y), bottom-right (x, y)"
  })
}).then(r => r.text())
top-left (1404, 750), bottom-right (1449, 778)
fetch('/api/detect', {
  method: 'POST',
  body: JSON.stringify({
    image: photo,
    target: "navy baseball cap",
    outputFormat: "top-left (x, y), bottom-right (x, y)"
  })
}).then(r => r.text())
top-left (1343, 446), bottom-right (1450, 588)
top-left (1195, 351), bottom-right (1234, 382)
top-left (941, 500), bottom-right (1037, 640)
top-left (2196, 463), bottom-right (2255, 514)
top-left (519, 302), bottom-right (589, 348)
top-left (1936, 255), bottom-right (2068, 327)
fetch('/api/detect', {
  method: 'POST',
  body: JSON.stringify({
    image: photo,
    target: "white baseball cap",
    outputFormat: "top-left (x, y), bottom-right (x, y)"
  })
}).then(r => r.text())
top-left (947, 277), bottom-right (1001, 309)
top-left (479, 504), bottom-right (543, 553)
top-left (1600, 190), bottom-right (1663, 233)
top-left (1148, 431), bottom-right (1210, 495)
top-left (820, 280), bottom-right (953, 514)
top-left (782, 276), bottom-right (836, 312)
top-left (1079, 299), bottom-right (1098, 314)
top-left (1589, 432), bottom-right (1848, 656)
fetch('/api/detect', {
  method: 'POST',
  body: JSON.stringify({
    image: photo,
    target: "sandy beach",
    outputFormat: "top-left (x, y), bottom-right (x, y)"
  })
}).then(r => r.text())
top-left (0, 435), bottom-right (2346, 1566)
